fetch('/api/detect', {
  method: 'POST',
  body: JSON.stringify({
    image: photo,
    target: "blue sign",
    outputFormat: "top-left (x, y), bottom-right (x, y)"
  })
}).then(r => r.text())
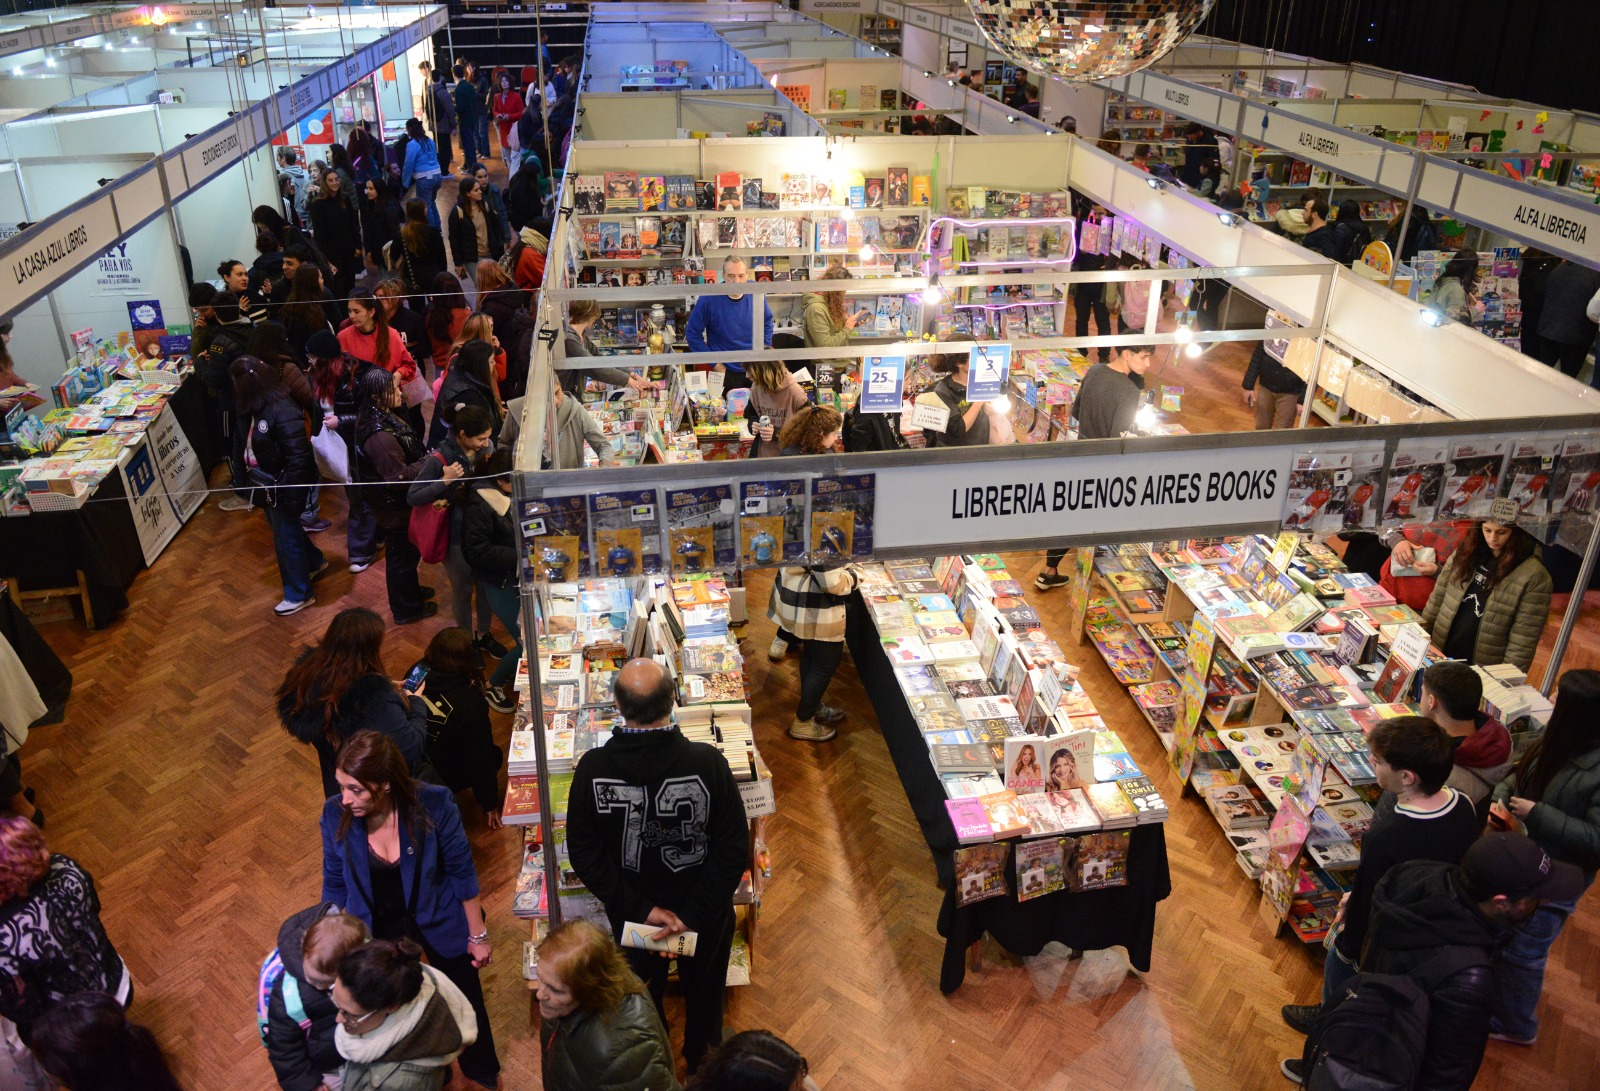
top-left (860, 355), bottom-right (905, 414)
top-left (966, 343), bottom-right (1012, 401)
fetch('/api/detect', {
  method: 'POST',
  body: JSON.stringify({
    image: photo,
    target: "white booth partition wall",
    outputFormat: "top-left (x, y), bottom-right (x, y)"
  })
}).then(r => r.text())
top-left (580, 27), bottom-right (749, 94)
top-left (577, 91), bottom-right (822, 141)
top-left (753, 57), bottom-right (904, 117)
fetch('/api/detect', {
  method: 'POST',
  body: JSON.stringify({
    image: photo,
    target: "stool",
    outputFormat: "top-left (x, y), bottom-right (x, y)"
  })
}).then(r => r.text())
top-left (4, 572), bottom-right (95, 630)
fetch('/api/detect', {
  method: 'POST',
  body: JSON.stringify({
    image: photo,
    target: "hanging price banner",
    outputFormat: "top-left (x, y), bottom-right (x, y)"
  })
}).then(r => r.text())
top-left (966, 343), bottom-right (1012, 402)
top-left (861, 355), bottom-right (905, 413)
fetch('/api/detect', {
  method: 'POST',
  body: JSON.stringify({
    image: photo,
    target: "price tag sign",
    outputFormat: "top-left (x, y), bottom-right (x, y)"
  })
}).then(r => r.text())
top-left (966, 343), bottom-right (1011, 402)
top-left (1390, 622), bottom-right (1431, 670)
top-left (909, 399), bottom-right (950, 432)
top-left (860, 355), bottom-right (905, 414)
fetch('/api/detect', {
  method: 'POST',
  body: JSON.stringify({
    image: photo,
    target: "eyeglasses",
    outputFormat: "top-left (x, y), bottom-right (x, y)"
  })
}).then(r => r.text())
top-left (335, 1004), bottom-right (381, 1028)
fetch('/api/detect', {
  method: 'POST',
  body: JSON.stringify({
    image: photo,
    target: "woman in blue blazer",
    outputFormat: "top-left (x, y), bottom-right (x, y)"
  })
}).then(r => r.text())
top-left (320, 730), bottom-right (502, 1089)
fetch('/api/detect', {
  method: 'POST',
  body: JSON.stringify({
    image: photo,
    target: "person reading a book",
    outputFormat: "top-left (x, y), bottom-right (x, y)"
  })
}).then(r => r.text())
top-left (536, 919), bottom-right (680, 1091)
top-left (565, 658), bottom-right (749, 1076)
top-left (685, 257), bottom-right (773, 391)
top-left (1281, 716), bottom-right (1478, 1035)
top-left (1421, 499), bottom-right (1552, 672)
top-left (1418, 660), bottom-right (1514, 816)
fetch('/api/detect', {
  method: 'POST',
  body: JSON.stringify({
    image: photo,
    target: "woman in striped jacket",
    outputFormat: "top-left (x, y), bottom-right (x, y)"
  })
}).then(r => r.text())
top-left (768, 563), bottom-right (857, 743)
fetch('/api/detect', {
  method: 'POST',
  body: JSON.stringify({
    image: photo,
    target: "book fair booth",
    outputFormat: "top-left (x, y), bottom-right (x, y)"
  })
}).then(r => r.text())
top-left (497, 113), bottom-right (1600, 994)
top-left (0, 4), bottom-right (445, 624)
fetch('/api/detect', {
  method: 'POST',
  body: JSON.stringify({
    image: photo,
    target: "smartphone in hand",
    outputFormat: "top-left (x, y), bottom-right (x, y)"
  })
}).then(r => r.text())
top-left (402, 662), bottom-right (430, 693)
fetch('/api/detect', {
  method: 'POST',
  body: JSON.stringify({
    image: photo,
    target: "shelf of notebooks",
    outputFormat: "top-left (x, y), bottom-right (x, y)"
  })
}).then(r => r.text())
top-left (864, 552), bottom-right (1168, 907)
top-left (509, 573), bottom-right (773, 985)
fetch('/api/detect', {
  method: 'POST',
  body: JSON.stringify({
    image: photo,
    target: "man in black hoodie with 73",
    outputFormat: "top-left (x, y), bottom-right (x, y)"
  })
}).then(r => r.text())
top-left (566, 657), bottom-right (749, 1075)
top-left (1283, 832), bottom-right (1584, 1088)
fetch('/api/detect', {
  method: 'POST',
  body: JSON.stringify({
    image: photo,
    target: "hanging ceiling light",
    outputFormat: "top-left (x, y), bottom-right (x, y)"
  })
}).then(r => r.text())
top-left (963, 1), bottom-right (1217, 82)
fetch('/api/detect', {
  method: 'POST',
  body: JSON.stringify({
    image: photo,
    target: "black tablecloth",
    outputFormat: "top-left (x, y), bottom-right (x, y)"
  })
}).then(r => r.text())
top-left (165, 373), bottom-right (221, 474)
top-left (0, 591), bottom-right (70, 724)
top-left (846, 597), bottom-right (1172, 993)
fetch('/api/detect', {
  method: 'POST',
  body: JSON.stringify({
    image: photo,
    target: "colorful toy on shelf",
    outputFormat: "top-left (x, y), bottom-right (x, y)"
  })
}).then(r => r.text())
top-left (540, 546), bottom-right (573, 582)
top-left (815, 524), bottom-right (849, 559)
top-left (606, 545), bottom-right (636, 577)
top-left (676, 538), bottom-right (708, 572)
top-left (749, 530), bottom-right (778, 566)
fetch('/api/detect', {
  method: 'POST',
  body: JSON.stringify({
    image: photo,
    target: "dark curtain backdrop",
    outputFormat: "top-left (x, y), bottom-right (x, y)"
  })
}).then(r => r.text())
top-left (1200, 0), bottom-right (1600, 115)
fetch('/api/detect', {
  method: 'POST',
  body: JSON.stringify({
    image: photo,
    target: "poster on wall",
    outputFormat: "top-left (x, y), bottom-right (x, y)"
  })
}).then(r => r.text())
top-left (94, 241), bottom-right (145, 295)
top-left (120, 436), bottom-right (182, 565)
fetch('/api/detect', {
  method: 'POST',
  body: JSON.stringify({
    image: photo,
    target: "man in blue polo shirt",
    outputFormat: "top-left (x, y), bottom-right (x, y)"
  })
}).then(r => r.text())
top-left (685, 256), bottom-right (773, 392)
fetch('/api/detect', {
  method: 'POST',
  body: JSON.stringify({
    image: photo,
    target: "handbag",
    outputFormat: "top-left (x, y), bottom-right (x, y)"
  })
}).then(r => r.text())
top-left (408, 453), bottom-right (451, 564)
top-left (243, 425), bottom-right (279, 506)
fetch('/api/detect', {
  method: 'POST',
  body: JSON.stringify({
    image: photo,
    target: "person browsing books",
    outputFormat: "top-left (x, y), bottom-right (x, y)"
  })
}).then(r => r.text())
top-left (1417, 660), bottom-right (1514, 815)
top-left (685, 257), bottom-right (773, 391)
top-left (1281, 716), bottom-right (1479, 1035)
top-left (767, 561), bottom-right (857, 742)
top-left (1072, 345), bottom-right (1151, 440)
top-left (1421, 498), bottom-right (1552, 671)
top-left (564, 659), bottom-right (749, 1076)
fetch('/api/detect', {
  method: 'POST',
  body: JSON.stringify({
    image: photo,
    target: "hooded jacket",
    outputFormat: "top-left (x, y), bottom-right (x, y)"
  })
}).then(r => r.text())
top-left (433, 357), bottom-right (503, 443)
top-left (552, 394), bottom-right (613, 470)
top-left (1241, 342), bottom-right (1306, 397)
top-left (539, 991), bottom-right (682, 1091)
top-left (1358, 861), bottom-right (1501, 1091)
top-left (277, 669), bottom-right (427, 798)
top-left (1445, 715), bottom-right (1515, 809)
top-left (265, 903), bottom-right (345, 1091)
top-left (1422, 554), bottom-right (1552, 672)
top-left (337, 964), bottom-right (476, 1091)
top-left (566, 728), bottom-right (749, 937)
top-left (459, 484), bottom-right (517, 587)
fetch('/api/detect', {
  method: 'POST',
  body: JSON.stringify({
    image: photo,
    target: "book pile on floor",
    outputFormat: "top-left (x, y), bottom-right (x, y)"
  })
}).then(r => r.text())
top-left (857, 553), bottom-right (1168, 907)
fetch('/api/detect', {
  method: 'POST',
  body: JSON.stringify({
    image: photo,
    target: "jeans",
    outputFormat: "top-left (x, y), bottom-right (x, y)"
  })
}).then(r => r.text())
top-left (1491, 893), bottom-right (1583, 1040)
top-left (477, 114), bottom-right (491, 158)
top-left (299, 484), bottom-right (322, 526)
top-left (459, 125), bottom-right (479, 170)
top-left (383, 525), bottom-right (426, 621)
top-left (778, 628), bottom-right (843, 721)
top-left (1320, 930), bottom-right (1360, 1009)
top-left (414, 173), bottom-right (443, 228)
top-left (264, 501), bottom-right (323, 603)
top-left (626, 908), bottom-right (735, 1075)
top-left (445, 533), bottom-right (493, 631)
top-left (480, 580), bottom-right (522, 688)
top-left (346, 482), bottom-right (379, 562)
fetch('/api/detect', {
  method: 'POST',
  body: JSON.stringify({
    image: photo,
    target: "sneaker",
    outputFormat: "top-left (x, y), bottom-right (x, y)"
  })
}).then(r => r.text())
top-left (218, 495), bottom-right (252, 512)
top-left (787, 717), bottom-right (836, 742)
top-left (475, 632), bottom-right (510, 657)
top-left (768, 636), bottom-right (789, 661)
top-left (485, 685), bottom-right (517, 714)
top-left (394, 602), bottom-right (439, 625)
top-left (1488, 1030), bottom-right (1537, 1045)
top-left (300, 517), bottom-right (332, 533)
top-left (348, 556), bottom-right (376, 573)
top-left (1035, 570), bottom-right (1071, 590)
top-left (309, 558), bottom-right (331, 582)
top-left (274, 597), bottom-right (315, 616)
top-left (1279, 1058), bottom-right (1305, 1084)
top-left (813, 705), bottom-right (846, 725)
top-left (1280, 1003), bottom-right (1322, 1035)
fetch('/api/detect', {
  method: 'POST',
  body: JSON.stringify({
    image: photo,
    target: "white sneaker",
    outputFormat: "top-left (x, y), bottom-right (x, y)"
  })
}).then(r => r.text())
top-left (787, 717), bottom-right (836, 742)
top-left (273, 597), bottom-right (315, 616)
top-left (768, 637), bottom-right (789, 661)
top-left (218, 495), bottom-right (252, 512)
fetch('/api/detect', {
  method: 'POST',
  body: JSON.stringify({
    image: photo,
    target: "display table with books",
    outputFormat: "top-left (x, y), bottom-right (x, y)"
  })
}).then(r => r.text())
top-left (844, 554), bottom-right (1171, 994)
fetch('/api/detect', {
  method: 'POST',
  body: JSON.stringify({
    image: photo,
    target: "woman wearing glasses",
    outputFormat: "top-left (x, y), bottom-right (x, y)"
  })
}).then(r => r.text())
top-left (331, 937), bottom-right (477, 1091)
top-left (320, 731), bottom-right (501, 1089)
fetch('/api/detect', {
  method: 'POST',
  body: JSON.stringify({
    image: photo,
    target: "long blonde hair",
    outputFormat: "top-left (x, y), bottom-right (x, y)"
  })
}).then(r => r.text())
top-left (745, 359), bottom-right (790, 393)
top-left (819, 263), bottom-right (851, 328)
top-left (536, 919), bottom-right (646, 1020)
top-left (454, 312), bottom-right (496, 355)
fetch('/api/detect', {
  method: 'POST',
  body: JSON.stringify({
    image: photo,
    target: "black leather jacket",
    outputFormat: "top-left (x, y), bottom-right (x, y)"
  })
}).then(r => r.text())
top-left (247, 392), bottom-right (317, 492)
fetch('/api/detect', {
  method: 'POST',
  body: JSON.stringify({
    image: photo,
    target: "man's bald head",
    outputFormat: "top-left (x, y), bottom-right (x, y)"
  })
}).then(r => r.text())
top-left (614, 657), bottom-right (675, 728)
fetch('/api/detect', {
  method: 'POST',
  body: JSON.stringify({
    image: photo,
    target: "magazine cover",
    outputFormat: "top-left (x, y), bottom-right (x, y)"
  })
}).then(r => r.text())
top-left (522, 493), bottom-right (590, 580)
top-left (1282, 450), bottom-right (1352, 533)
top-left (664, 484), bottom-right (737, 571)
top-left (740, 479), bottom-right (808, 562)
top-left (1340, 448), bottom-right (1386, 529)
top-left (588, 489), bottom-right (662, 576)
top-left (1003, 737), bottom-right (1047, 795)
top-left (1436, 437), bottom-right (1508, 520)
top-left (952, 843), bottom-right (1010, 906)
top-left (604, 171), bottom-right (640, 212)
top-left (1554, 432), bottom-right (1600, 552)
top-left (1014, 838), bottom-right (1066, 901)
top-left (1382, 442), bottom-right (1449, 527)
top-left (573, 176), bottom-right (605, 215)
top-left (809, 473), bottom-right (875, 561)
top-left (1501, 436), bottom-right (1562, 537)
top-left (1065, 831), bottom-right (1131, 892)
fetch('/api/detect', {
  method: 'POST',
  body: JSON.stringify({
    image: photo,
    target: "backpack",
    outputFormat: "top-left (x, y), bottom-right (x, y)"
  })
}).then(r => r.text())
top-left (1299, 947), bottom-right (1488, 1091)
top-left (255, 948), bottom-right (310, 1046)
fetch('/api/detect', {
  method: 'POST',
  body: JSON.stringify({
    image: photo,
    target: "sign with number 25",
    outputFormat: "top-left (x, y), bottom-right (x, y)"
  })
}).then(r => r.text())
top-left (861, 355), bottom-right (905, 414)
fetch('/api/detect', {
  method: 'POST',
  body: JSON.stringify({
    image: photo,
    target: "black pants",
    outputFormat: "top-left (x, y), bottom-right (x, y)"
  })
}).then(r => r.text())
top-left (780, 628), bottom-right (844, 721)
top-left (224, 407), bottom-right (248, 493)
top-left (1539, 337), bottom-right (1590, 378)
top-left (1073, 289), bottom-right (1111, 361)
top-left (719, 367), bottom-right (750, 392)
top-left (383, 524), bottom-right (426, 621)
top-left (1045, 549), bottom-right (1066, 571)
top-left (625, 909), bottom-right (736, 1075)
top-left (422, 943), bottom-right (500, 1085)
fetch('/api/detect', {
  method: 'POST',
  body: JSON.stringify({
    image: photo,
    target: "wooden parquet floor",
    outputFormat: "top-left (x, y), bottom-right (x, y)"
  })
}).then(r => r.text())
top-left (17, 283), bottom-right (1596, 1090)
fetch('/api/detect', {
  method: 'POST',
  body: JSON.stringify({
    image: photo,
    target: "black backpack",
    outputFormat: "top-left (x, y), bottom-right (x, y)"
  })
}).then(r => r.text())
top-left (1299, 947), bottom-right (1487, 1091)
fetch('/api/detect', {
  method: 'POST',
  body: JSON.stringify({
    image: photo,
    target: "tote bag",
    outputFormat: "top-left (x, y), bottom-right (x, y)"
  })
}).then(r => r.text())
top-left (407, 452), bottom-right (451, 564)
top-left (311, 425), bottom-right (351, 483)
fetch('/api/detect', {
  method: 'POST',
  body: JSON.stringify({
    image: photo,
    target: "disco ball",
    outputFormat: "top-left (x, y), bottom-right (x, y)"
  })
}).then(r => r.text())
top-left (964, 0), bottom-right (1217, 82)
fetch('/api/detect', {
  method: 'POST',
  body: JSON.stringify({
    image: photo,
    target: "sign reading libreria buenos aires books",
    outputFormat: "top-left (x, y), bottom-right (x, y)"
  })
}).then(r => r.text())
top-left (873, 447), bottom-right (1290, 551)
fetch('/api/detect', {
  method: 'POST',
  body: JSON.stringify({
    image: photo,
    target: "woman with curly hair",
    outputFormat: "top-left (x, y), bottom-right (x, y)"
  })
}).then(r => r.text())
top-left (0, 816), bottom-right (128, 1033)
top-left (800, 263), bottom-right (859, 391)
top-left (537, 919), bottom-right (679, 1091)
top-left (775, 404), bottom-right (842, 457)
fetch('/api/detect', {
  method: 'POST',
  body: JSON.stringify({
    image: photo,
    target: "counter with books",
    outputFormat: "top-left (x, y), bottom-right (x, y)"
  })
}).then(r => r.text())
top-left (510, 574), bottom-right (773, 989)
top-left (845, 553), bottom-right (1171, 994)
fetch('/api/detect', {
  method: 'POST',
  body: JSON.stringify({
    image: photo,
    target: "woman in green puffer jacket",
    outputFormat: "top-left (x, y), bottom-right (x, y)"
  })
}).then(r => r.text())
top-left (800, 264), bottom-right (860, 395)
top-left (1421, 501), bottom-right (1552, 672)
top-left (538, 920), bottom-right (681, 1091)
